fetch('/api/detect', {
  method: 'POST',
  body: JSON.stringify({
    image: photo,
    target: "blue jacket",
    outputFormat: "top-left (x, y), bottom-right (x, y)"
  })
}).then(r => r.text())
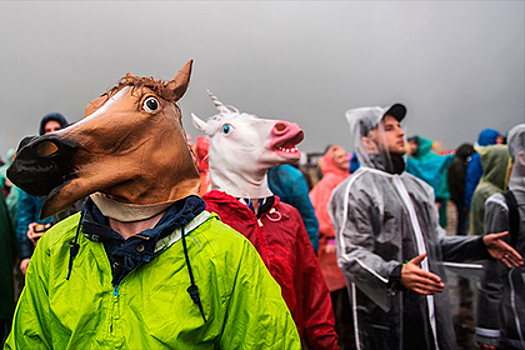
top-left (268, 165), bottom-right (319, 252)
top-left (16, 190), bottom-right (52, 260)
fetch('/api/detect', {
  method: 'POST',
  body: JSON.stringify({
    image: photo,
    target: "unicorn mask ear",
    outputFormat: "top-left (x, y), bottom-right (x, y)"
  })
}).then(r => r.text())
top-left (191, 113), bottom-right (210, 135)
top-left (167, 59), bottom-right (193, 102)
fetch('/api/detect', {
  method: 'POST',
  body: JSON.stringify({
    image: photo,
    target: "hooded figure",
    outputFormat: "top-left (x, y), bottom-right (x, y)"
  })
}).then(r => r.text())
top-left (328, 104), bottom-right (522, 350)
top-left (470, 145), bottom-right (511, 236)
top-left (194, 135), bottom-right (211, 196)
top-left (15, 112), bottom-right (69, 275)
top-left (5, 61), bottom-right (300, 349)
top-left (193, 91), bottom-right (339, 350)
top-left (476, 124), bottom-right (525, 349)
top-left (465, 128), bottom-right (504, 209)
top-left (447, 143), bottom-right (476, 235)
top-left (310, 145), bottom-right (350, 292)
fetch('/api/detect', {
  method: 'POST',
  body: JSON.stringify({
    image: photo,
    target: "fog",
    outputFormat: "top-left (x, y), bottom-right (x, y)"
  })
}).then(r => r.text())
top-left (0, 1), bottom-right (523, 159)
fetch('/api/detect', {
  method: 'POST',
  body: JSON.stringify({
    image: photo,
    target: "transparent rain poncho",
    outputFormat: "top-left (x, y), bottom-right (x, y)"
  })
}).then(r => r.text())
top-left (329, 104), bottom-right (489, 350)
top-left (476, 124), bottom-right (525, 348)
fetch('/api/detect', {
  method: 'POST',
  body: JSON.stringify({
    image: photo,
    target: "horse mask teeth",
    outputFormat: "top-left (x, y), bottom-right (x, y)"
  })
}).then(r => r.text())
top-left (8, 59), bottom-right (201, 219)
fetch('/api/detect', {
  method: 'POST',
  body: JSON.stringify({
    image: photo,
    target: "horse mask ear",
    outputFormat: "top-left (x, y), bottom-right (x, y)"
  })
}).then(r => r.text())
top-left (167, 59), bottom-right (193, 101)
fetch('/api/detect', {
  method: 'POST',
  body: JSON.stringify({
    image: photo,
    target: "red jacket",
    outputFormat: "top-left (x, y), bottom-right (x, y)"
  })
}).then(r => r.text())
top-left (203, 190), bottom-right (339, 350)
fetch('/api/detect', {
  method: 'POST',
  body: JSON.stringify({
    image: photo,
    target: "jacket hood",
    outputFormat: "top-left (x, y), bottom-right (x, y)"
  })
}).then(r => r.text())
top-left (320, 145), bottom-right (349, 178)
top-left (508, 124), bottom-right (525, 193)
top-left (39, 113), bottom-right (69, 136)
top-left (412, 135), bottom-right (437, 161)
top-left (203, 190), bottom-right (280, 220)
top-left (480, 144), bottom-right (511, 191)
top-left (345, 104), bottom-right (407, 174)
top-left (477, 129), bottom-right (501, 147)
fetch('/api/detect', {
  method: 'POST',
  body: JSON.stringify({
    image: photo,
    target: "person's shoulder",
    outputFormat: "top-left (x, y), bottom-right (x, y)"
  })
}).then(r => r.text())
top-left (485, 192), bottom-right (507, 209)
top-left (193, 212), bottom-right (254, 250)
top-left (39, 212), bottom-right (80, 248)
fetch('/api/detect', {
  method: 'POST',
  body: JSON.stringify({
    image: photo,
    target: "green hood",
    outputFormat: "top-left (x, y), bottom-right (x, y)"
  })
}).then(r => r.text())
top-left (480, 144), bottom-right (510, 191)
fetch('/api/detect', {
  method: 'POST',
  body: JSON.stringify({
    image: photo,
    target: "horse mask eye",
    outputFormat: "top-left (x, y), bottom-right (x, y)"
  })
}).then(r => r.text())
top-left (222, 125), bottom-right (231, 134)
top-left (143, 97), bottom-right (159, 112)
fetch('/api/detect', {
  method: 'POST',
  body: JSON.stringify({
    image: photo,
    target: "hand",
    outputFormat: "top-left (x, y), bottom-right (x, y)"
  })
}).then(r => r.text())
top-left (477, 342), bottom-right (497, 350)
top-left (27, 222), bottom-right (51, 245)
top-left (401, 254), bottom-right (445, 295)
top-left (20, 258), bottom-right (30, 275)
top-left (483, 232), bottom-right (524, 268)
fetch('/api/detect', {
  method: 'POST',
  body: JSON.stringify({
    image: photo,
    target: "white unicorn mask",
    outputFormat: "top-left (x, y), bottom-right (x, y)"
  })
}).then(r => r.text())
top-left (191, 91), bottom-right (304, 199)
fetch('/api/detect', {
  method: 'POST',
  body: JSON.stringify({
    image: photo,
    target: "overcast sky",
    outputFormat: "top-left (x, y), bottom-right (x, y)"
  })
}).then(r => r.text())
top-left (0, 1), bottom-right (523, 159)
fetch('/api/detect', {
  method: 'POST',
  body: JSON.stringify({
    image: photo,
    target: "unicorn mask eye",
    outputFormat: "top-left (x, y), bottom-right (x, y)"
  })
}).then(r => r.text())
top-left (143, 97), bottom-right (160, 112)
top-left (222, 124), bottom-right (232, 134)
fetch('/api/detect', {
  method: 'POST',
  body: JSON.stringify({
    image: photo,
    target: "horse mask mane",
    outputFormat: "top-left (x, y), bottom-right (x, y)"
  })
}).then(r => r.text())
top-left (8, 60), bottom-right (200, 220)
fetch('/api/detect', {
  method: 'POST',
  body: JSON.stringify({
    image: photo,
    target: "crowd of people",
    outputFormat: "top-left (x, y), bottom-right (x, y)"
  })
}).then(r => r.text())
top-left (0, 62), bottom-right (524, 350)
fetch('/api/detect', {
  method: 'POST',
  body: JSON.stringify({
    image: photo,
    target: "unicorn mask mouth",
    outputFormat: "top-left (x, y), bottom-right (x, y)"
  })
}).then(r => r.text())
top-left (270, 124), bottom-right (304, 159)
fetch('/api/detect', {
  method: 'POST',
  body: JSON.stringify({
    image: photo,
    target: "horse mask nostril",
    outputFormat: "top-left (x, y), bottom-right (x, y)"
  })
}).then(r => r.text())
top-left (275, 123), bottom-right (286, 132)
top-left (37, 141), bottom-right (59, 157)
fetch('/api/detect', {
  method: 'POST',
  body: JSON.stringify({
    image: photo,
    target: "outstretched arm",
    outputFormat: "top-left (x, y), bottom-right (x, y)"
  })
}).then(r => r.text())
top-left (482, 232), bottom-right (523, 268)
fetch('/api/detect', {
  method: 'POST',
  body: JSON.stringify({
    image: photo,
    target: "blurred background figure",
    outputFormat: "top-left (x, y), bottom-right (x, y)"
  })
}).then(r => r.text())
top-left (194, 135), bottom-right (211, 196)
top-left (464, 128), bottom-right (505, 211)
top-left (447, 143), bottom-right (476, 236)
top-left (0, 149), bottom-right (19, 229)
top-left (309, 145), bottom-right (354, 349)
top-left (268, 161), bottom-right (320, 253)
top-left (470, 144), bottom-right (511, 236)
top-left (15, 112), bottom-right (68, 276)
top-left (406, 134), bottom-right (454, 228)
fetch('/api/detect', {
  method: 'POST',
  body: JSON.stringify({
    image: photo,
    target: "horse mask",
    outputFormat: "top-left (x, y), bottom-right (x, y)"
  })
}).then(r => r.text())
top-left (8, 60), bottom-right (200, 220)
top-left (191, 91), bottom-right (304, 199)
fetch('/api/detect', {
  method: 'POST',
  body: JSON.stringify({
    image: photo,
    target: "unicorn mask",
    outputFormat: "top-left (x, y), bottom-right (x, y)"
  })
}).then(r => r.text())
top-left (8, 60), bottom-right (200, 220)
top-left (191, 91), bottom-right (304, 199)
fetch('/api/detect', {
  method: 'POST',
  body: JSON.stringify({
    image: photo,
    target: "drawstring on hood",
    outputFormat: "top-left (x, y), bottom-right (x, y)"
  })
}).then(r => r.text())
top-left (182, 225), bottom-right (207, 322)
top-left (66, 195), bottom-right (208, 322)
top-left (66, 210), bottom-right (84, 280)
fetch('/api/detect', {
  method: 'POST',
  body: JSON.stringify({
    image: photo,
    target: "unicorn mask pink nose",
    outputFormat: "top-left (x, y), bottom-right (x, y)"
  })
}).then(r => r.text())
top-left (191, 90), bottom-right (305, 199)
top-left (270, 121), bottom-right (304, 157)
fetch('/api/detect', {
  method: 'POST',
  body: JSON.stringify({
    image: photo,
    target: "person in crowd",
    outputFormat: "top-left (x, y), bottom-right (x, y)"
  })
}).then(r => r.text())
top-left (465, 128), bottom-right (504, 210)
top-left (194, 135), bottom-right (211, 196)
top-left (0, 149), bottom-right (19, 228)
top-left (5, 61), bottom-right (300, 349)
top-left (0, 190), bottom-right (17, 346)
top-left (470, 144), bottom-right (511, 236)
top-left (268, 163), bottom-right (320, 252)
top-left (329, 103), bottom-right (523, 350)
top-left (406, 134), bottom-right (453, 228)
top-left (476, 123), bottom-right (525, 350)
top-left (193, 91), bottom-right (339, 349)
top-left (447, 143), bottom-right (476, 235)
top-left (15, 112), bottom-right (69, 275)
top-left (309, 144), bottom-right (354, 348)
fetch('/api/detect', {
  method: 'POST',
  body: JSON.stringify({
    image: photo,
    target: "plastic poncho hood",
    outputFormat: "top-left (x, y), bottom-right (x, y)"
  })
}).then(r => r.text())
top-left (345, 104), bottom-right (406, 174)
top-left (508, 123), bottom-right (525, 193)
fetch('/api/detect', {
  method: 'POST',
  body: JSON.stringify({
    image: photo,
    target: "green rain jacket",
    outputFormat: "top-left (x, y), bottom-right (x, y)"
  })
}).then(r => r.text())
top-left (5, 211), bottom-right (300, 349)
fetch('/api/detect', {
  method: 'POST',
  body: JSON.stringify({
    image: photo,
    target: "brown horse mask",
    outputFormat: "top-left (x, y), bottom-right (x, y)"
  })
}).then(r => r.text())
top-left (8, 60), bottom-right (200, 219)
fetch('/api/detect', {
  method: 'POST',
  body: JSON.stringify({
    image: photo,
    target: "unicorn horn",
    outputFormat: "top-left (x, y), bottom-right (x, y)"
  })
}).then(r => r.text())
top-left (207, 90), bottom-right (230, 114)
